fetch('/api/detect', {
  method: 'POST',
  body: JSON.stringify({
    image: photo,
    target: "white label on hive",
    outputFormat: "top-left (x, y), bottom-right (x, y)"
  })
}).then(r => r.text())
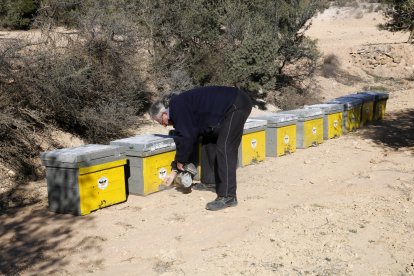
top-left (284, 135), bottom-right (289, 144)
top-left (98, 176), bottom-right (108, 190)
top-left (312, 127), bottom-right (317, 135)
top-left (333, 120), bottom-right (338, 128)
top-left (158, 168), bottom-right (167, 180)
top-left (251, 139), bottom-right (257, 149)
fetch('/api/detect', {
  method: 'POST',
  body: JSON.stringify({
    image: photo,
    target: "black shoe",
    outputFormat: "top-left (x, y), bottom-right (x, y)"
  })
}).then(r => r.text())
top-left (192, 182), bottom-right (216, 192)
top-left (205, 196), bottom-right (237, 211)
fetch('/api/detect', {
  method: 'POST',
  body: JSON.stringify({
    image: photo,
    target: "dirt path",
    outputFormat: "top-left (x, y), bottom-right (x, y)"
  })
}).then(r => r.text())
top-left (1, 5), bottom-right (414, 276)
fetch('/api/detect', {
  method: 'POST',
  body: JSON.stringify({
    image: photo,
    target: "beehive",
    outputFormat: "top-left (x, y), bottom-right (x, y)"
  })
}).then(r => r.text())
top-left (110, 134), bottom-right (176, 195)
top-left (327, 97), bottom-right (363, 133)
top-left (357, 91), bottom-right (389, 120)
top-left (252, 113), bottom-right (297, 157)
top-left (279, 109), bottom-right (324, 149)
top-left (238, 119), bottom-right (267, 167)
top-left (345, 93), bottom-right (376, 126)
top-left (304, 103), bottom-right (344, 140)
top-left (41, 144), bottom-right (127, 215)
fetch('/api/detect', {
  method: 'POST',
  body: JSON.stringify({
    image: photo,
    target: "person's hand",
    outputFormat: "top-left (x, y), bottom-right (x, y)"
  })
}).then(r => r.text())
top-left (162, 170), bottom-right (178, 186)
top-left (176, 162), bottom-right (184, 171)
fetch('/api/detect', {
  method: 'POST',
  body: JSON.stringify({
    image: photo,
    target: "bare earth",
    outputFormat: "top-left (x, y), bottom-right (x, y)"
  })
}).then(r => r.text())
top-left (1, 6), bottom-right (414, 276)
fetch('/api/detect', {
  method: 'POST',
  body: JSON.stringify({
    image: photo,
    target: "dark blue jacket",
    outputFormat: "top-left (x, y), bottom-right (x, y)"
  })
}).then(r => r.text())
top-left (169, 86), bottom-right (239, 163)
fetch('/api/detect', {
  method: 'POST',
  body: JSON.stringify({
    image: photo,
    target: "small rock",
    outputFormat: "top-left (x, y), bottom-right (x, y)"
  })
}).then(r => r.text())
top-left (7, 170), bottom-right (16, 177)
top-left (304, 160), bottom-right (311, 164)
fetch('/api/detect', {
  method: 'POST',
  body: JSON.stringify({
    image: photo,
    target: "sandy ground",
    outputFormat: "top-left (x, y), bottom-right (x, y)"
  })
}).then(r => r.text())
top-left (1, 5), bottom-right (414, 276)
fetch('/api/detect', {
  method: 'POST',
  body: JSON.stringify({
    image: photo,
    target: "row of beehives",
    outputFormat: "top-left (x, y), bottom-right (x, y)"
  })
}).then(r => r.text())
top-left (40, 91), bottom-right (389, 215)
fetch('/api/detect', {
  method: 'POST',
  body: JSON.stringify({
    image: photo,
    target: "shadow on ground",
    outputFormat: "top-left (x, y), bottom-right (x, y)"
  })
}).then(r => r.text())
top-left (357, 108), bottom-right (414, 151)
top-left (0, 206), bottom-right (102, 275)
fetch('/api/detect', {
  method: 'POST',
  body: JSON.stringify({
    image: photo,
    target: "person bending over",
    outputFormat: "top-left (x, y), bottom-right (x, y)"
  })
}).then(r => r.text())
top-left (149, 86), bottom-right (252, 211)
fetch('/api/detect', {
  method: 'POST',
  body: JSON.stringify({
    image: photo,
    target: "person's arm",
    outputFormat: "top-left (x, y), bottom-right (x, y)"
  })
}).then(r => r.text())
top-left (169, 101), bottom-right (199, 164)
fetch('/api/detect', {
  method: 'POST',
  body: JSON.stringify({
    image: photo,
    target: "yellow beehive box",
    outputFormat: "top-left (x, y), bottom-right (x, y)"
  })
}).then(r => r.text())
top-left (41, 145), bottom-right (127, 215)
top-left (346, 93), bottom-right (376, 126)
top-left (252, 113), bottom-right (297, 157)
top-left (279, 109), bottom-right (324, 149)
top-left (111, 134), bottom-right (176, 195)
top-left (238, 119), bottom-right (267, 167)
top-left (305, 104), bottom-right (344, 140)
top-left (327, 97), bottom-right (363, 133)
top-left (357, 91), bottom-right (389, 120)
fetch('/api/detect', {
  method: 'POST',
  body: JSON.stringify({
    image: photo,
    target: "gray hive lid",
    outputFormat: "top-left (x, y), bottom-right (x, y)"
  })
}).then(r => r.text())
top-left (279, 108), bottom-right (324, 121)
top-left (252, 113), bottom-right (298, 125)
top-left (327, 96), bottom-right (363, 109)
top-left (304, 103), bottom-right (343, 114)
top-left (41, 144), bottom-right (125, 165)
top-left (110, 134), bottom-right (176, 155)
top-left (243, 118), bottom-right (267, 130)
top-left (345, 93), bottom-right (376, 102)
top-left (357, 91), bottom-right (389, 100)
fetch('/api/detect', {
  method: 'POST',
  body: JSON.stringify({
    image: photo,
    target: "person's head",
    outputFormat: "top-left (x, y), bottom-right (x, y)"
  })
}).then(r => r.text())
top-left (149, 101), bottom-right (170, 127)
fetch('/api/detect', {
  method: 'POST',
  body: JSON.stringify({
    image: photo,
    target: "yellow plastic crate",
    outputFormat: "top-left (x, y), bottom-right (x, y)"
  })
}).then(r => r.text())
top-left (305, 104), bottom-right (343, 139)
top-left (280, 109), bottom-right (324, 149)
top-left (276, 124), bottom-right (297, 156)
top-left (111, 134), bottom-right (176, 195)
top-left (357, 91), bottom-right (389, 120)
top-left (41, 145), bottom-right (127, 215)
top-left (78, 159), bottom-right (127, 215)
top-left (302, 118), bottom-right (324, 148)
top-left (252, 113), bottom-right (297, 157)
top-left (141, 151), bottom-right (176, 195)
top-left (327, 97), bottom-right (363, 133)
top-left (346, 93), bottom-right (376, 126)
top-left (326, 112), bottom-right (343, 139)
top-left (375, 99), bottom-right (387, 120)
top-left (345, 104), bottom-right (362, 131)
top-left (238, 119), bottom-right (267, 167)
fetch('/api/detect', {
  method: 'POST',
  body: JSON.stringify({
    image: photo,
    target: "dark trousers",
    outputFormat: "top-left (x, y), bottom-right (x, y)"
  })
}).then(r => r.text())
top-left (201, 90), bottom-right (252, 197)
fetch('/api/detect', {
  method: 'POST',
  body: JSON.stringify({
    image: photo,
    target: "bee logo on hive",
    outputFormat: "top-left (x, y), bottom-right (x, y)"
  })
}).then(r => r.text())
top-left (98, 177), bottom-right (109, 190)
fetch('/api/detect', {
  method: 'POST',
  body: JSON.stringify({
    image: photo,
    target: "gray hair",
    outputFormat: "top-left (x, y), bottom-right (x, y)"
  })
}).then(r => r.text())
top-left (148, 101), bottom-right (167, 120)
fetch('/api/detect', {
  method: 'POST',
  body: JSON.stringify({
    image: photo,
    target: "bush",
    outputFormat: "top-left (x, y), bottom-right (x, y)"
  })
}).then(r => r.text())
top-left (35, 0), bottom-right (82, 27)
top-left (0, 0), bottom-right (39, 30)
top-left (0, 1), bottom-right (151, 180)
top-left (380, 0), bottom-right (414, 43)
top-left (321, 54), bottom-right (341, 78)
top-left (266, 86), bottom-right (320, 110)
top-left (141, 0), bottom-right (327, 102)
top-left (2, 40), bottom-right (149, 143)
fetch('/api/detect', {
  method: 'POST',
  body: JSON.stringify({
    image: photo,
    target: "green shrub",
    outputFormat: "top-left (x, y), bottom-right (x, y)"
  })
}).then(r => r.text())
top-left (0, 0), bottom-right (39, 30)
top-left (381, 0), bottom-right (414, 43)
top-left (141, 0), bottom-right (327, 102)
top-left (0, 1), bottom-right (151, 181)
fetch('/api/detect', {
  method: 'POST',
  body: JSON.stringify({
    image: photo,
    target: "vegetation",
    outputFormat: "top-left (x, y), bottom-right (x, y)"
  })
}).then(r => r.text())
top-left (140, 0), bottom-right (327, 100)
top-left (0, 0), bottom-right (328, 182)
top-left (0, 0), bottom-right (40, 30)
top-left (1, 1), bottom-right (150, 181)
top-left (380, 0), bottom-right (414, 43)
